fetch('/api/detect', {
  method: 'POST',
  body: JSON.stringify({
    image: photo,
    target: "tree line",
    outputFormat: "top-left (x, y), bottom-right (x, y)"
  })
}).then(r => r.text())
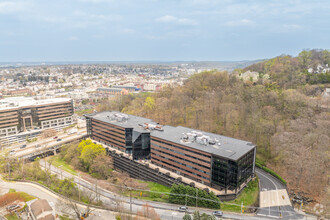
top-left (97, 51), bottom-right (329, 205)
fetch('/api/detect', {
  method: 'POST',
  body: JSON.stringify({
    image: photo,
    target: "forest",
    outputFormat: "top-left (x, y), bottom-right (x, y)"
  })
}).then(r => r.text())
top-left (97, 49), bottom-right (329, 205)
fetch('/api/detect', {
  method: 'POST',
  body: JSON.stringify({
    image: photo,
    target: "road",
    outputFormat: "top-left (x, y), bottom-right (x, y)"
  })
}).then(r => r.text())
top-left (40, 159), bottom-right (273, 220)
top-left (255, 168), bottom-right (303, 219)
top-left (8, 129), bottom-right (86, 158)
top-left (0, 177), bottom-right (118, 219)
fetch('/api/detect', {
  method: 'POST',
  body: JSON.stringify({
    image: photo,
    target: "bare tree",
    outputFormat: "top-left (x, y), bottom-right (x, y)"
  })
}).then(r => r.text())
top-left (41, 128), bottom-right (57, 139)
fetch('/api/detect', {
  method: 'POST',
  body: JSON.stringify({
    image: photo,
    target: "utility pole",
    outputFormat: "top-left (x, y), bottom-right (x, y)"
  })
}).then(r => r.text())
top-left (95, 180), bottom-right (98, 202)
top-left (129, 188), bottom-right (132, 213)
top-left (241, 201), bottom-right (243, 214)
top-left (21, 158), bottom-right (24, 179)
top-left (185, 193), bottom-right (187, 207)
top-left (7, 162), bottom-right (10, 178)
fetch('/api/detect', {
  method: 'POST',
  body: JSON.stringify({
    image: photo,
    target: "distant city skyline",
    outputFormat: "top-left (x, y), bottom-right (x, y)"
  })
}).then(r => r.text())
top-left (0, 0), bottom-right (329, 62)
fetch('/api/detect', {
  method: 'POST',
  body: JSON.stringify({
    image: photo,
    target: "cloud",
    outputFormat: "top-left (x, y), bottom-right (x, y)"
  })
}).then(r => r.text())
top-left (120, 28), bottom-right (136, 34)
top-left (68, 36), bottom-right (78, 41)
top-left (156, 15), bottom-right (198, 26)
top-left (0, 1), bottom-right (27, 14)
top-left (225, 19), bottom-right (255, 27)
top-left (282, 24), bottom-right (303, 30)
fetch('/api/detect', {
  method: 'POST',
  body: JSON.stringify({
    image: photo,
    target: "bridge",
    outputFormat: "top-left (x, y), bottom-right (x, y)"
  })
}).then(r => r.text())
top-left (12, 132), bottom-right (87, 160)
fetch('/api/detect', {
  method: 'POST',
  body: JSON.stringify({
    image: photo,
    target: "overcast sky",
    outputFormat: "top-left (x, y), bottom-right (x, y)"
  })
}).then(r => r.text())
top-left (0, 0), bottom-right (329, 62)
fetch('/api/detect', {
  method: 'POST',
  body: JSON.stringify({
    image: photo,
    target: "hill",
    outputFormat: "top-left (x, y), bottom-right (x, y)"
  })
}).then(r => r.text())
top-left (97, 50), bottom-right (330, 211)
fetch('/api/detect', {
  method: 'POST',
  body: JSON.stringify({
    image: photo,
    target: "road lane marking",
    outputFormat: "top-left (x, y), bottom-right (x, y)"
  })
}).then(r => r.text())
top-left (257, 170), bottom-right (277, 190)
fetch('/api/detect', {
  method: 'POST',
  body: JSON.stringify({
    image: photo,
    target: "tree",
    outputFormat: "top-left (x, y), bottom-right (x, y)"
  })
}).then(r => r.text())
top-left (183, 213), bottom-right (192, 220)
top-left (79, 142), bottom-right (106, 171)
top-left (169, 184), bottom-right (220, 209)
top-left (41, 128), bottom-right (57, 139)
top-left (56, 198), bottom-right (93, 220)
top-left (298, 50), bottom-right (312, 69)
top-left (135, 203), bottom-right (160, 220)
top-left (89, 154), bottom-right (113, 179)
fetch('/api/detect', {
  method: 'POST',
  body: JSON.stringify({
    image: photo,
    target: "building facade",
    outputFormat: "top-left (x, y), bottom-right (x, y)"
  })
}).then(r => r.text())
top-left (0, 97), bottom-right (74, 145)
top-left (97, 87), bottom-right (129, 95)
top-left (150, 126), bottom-right (256, 190)
top-left (85, 111), bottom-right (256, 191)
top-left (85, 111), bottom-right (155, 160)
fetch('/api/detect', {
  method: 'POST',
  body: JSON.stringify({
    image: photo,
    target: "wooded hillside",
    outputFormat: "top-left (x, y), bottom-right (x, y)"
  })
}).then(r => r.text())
top-left (97, 50), bottom-right (329, 205)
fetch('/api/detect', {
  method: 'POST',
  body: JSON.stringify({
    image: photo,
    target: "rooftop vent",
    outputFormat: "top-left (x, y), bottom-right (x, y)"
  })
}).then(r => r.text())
top-left (139, 123), bottom-right (163, 131)
top-left (181, 132), bottom-right (221, 146)
top-left (107, 113), bottom-right (129, 122)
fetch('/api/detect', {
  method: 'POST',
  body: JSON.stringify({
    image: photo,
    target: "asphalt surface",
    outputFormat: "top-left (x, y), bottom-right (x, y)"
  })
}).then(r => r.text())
top-left (40, 160), bottom-right (279, 220)
top-left (255, 168), bottom-right (304, 219)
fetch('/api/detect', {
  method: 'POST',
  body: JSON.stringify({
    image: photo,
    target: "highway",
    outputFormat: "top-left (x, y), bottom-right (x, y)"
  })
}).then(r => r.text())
top-left (6, 129), bottom-right (86, 159)
top-left (255, 168), bottom-right (303, 219)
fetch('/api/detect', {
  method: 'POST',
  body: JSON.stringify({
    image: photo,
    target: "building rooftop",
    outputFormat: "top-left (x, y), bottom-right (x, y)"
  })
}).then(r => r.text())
top-left (28, 199), bottom-right (54, 219)
top-left (86, 111), bottom-right (156, 131)
top-left (0, 97), bottom-right (72, 110)
top-left (151, 125), bottom-right (255, 161)
top-left (87, 111), bottom-right (255, 161)
top-left (97, 88), bottom-right (123, 92)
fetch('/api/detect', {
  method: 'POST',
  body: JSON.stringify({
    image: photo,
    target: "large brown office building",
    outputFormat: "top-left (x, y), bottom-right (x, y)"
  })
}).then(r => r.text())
top-left (86, 111), bottom-right (256, 191)
top-left (0, 97), bottom-right (74, 144)
top-left (150, 126), bottom-right (256, 190)
top-left (85, 111), bottom-right (160, 159)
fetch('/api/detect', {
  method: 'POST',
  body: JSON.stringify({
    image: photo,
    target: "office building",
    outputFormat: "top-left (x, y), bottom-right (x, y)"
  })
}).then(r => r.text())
top-left (150, 126), bottom-right (256, 190)
top-left (85, 111), bottom-right (160, 159)
top-left (85, 111), bottom-right (256, 191)
top-left (0, 97), bottom-right (74, 144)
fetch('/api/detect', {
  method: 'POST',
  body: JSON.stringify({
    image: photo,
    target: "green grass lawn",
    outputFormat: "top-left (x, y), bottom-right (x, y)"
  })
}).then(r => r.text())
top-left (128, 181), bottom-right (171, 203)
top-left (50, 155), bottom-right (77, 175)
top-left (221, 177), bottom-right (259, 212)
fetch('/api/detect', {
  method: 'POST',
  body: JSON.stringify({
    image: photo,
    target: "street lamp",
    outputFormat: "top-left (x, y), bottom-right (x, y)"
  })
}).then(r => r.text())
top-left (78, 173), bottom-right (81, 202)
top-left (59, 165), bottom-right (63, 179)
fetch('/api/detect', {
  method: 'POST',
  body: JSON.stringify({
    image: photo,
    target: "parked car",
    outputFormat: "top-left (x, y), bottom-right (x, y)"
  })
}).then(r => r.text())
top-left (178, 206), bottom-right (188, 212)
top-left (9, 151), bottom-right (16, 155)
top-left (56, 138), bottom-right (62, 142)
top-left (20, 144), bottom-right (27, 149)
top-left (53, 136), bottom-right (58, 139)
top-left (212, 211), bottom-right (223, 217)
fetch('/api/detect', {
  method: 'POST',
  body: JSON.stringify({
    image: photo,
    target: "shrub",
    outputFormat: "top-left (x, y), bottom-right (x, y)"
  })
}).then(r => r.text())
top-left (169, 184), bottom-right (220, 209)
top-left (256, 162), bottom-right (287, 184)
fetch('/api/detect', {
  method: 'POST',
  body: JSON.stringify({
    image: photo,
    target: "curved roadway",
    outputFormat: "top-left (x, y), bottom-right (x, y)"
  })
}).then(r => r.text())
top-left (255, 167), bottom-right (303, 219)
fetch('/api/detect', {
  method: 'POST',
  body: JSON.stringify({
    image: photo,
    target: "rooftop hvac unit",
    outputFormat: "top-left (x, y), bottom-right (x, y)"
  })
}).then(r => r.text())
top-left (187, 132), bottom-right (197, 141)
top-left (208, 138), bottom-right (216, 145)
top-left (196, 136), bottom-right (208, 145)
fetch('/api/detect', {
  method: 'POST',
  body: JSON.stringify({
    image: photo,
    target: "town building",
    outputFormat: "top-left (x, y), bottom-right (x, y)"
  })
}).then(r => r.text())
top-left (26, 199), bottom-right (57, 220)
top-left (112, 85), bottom-right (137, 92)
top-left (96, 87), bottom-right (129, 95)
top-left (0, 97), bottom-right (74, 145)
top-left (85, 111), bottom-right (256, 191)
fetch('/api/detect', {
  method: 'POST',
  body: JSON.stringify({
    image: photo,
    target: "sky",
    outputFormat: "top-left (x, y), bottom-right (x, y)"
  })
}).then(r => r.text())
top-left (0, 0), bottom-right (329, 62)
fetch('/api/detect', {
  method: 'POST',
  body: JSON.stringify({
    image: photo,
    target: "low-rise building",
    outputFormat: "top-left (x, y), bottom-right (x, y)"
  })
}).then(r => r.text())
top-left (26, 199), bottom-right (57, 220)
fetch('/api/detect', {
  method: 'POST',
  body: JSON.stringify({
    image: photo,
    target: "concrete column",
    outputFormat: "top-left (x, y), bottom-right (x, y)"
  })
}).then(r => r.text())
top-left (252, 146), bottom-right (256, 173)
